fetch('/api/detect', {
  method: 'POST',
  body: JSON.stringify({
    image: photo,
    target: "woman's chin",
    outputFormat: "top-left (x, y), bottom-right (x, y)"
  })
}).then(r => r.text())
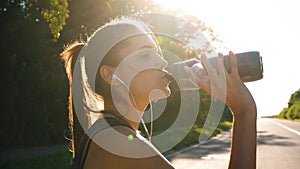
top-left (164, 86), bottom-right (171, 98)
top-left (149, 88), bottom-right (171, 101)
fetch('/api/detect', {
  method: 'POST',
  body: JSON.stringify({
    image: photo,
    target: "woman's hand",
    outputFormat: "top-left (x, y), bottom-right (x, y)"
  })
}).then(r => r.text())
top-left (185, 51), bottom-right (257, 168)
top-left (185, 51), bottom-right (256, 118)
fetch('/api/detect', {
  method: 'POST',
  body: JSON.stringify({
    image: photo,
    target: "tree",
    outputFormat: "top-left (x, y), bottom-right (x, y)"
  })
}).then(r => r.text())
top-left (0, 0), bottom-right (68, 150)
top-left (278, 89), bottom-right (300, 120)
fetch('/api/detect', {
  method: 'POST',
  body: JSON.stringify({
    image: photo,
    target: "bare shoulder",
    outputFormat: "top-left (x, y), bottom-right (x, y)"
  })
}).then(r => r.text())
top-left (84, 125), bottom-right (175, 169)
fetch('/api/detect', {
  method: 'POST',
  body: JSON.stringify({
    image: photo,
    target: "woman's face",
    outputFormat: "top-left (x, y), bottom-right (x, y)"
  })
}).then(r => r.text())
top-left (116, 34), bottom-right (171, 108)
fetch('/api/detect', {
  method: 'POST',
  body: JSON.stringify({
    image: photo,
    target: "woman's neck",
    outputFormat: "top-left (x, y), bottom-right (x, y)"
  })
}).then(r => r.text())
top-left (104, 98), bottom-right (146, 131)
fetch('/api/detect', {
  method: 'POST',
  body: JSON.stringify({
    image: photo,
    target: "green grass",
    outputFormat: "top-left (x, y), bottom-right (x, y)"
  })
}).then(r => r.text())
top-left (294, 119), bottom-right (300, 122)
top-left (0, 149), bottom-right (72, 169)
top-left (217, 121), bottom-right (233, 132)
top-left (0, 121), bottom-right (232, 168)
top-left (164, 121), bottom-right (232, 154)
top-left (276, 116), bottom-right (300, 123)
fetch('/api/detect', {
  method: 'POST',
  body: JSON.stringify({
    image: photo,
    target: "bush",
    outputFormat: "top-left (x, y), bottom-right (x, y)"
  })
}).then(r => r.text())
top-left (278, 89), bottom-right (300, 120)
top-left (278, 108), bottom-right (288, 119)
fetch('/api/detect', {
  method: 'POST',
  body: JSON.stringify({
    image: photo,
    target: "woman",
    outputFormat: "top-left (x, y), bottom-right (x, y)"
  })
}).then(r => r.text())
top-left (61, 17), bottom-right (257, 169)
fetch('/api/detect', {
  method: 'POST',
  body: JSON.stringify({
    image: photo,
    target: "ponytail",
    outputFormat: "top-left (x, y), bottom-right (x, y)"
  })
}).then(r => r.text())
top-left (61, 42), bottom-right (85, 157)
top-left (60, 17), bottom-right (157, 158)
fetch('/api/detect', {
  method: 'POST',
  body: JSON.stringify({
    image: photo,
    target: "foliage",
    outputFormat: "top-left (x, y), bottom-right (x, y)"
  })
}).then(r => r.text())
top-left (278, 89), bottom-right (300, 120)
top-left (43, 0), bottom-right (69, 39)
top-left (278, 108), bottom-right (288, 119)
top-left (286, 104), bottom-right (300, 119)
top-left (0, 1), bottom-right (69, 151)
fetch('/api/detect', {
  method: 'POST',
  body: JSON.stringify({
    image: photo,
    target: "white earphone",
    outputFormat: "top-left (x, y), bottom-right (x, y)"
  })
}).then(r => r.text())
top-left (111, 73), bottom-right (153, 142)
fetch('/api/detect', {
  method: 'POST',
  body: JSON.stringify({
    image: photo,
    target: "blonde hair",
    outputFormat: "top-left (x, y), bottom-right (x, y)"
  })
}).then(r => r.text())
top-left (61, 41), bottom-right (85, 157)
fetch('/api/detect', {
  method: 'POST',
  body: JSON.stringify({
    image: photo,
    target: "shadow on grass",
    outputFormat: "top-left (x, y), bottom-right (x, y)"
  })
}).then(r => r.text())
top-left (0, 148), bottom-right (72, 169)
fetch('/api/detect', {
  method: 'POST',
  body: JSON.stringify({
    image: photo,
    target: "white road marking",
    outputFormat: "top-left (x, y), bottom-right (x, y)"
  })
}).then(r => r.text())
top-left (272, 120), bottom-right (300, 136)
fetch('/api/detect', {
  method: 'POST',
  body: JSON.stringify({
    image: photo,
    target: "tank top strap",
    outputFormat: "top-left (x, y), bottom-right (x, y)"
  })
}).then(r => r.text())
top-left (72, 115), bottom-right (133, 169)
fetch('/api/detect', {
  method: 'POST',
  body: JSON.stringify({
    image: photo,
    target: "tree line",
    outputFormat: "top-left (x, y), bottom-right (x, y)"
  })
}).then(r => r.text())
top-left (278, 89), bottom-right (300, 120)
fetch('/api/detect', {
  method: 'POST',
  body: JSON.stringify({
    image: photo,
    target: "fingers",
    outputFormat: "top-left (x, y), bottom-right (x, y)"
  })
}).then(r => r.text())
top-left (217, 52), bottom-right (229, 78)
top-left (188, 51), bottom-right (239, 92)
top-left (200, 53), bottom-right (213, 75)
top-left (200, 53), bottom-right (221, 82)
top-left (201, 53), bottom-right (227, 84)
top-left (200, 53), bottom-right (226, 92)
top-left (228, 51), bottom-right (239, 74)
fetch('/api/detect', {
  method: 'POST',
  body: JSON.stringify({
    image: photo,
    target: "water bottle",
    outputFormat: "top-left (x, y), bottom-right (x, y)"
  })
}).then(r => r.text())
top-left (166, 51), bottom-right (263, 90)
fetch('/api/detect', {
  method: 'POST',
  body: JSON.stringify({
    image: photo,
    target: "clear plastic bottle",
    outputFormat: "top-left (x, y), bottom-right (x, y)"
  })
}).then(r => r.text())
top-left (167, 51), bottom-right (263, 90)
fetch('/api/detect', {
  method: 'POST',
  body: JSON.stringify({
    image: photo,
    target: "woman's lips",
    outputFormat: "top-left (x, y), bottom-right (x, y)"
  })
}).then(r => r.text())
top-left (164, 72), bottom-right (173, 82)
top-left (162, 73), bottom-right (172, 86)
top-left (154, 69), bottom-right (172, 84)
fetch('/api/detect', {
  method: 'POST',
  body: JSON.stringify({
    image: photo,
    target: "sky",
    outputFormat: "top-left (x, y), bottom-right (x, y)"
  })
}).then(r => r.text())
top-left (153, 0), bottom-right (300, 117)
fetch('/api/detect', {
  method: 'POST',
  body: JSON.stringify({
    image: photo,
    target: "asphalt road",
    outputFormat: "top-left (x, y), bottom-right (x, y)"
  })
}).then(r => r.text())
top-left (169, 118), bottom-right (300, 169)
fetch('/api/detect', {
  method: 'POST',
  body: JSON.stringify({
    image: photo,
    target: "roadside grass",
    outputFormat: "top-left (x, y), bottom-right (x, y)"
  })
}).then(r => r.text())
top-left (0, 121), bottom-right (232, 169)
top-left (275, 116), bottom-right (300, 123)
top-left (164, 121), bottom-right (232, 155)
top-left (293, 119), bottom-right (300, 122)
top-left (0, 149), bottom-right (72, 169)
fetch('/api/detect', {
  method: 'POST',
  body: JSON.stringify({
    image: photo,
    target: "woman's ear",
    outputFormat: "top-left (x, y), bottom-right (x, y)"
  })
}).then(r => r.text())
top-left (99, 65), bottom-right (116, 85)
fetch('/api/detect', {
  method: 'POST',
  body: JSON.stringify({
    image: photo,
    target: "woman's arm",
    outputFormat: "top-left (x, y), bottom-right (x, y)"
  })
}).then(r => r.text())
top-left (185, 51), bottom-right (257, 169)
top-left (229, 104), bottom-right (257, 169)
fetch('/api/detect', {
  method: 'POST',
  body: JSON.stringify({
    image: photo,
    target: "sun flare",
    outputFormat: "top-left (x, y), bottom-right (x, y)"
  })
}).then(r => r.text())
top-left (153, 0), bottom-right (201, 13)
